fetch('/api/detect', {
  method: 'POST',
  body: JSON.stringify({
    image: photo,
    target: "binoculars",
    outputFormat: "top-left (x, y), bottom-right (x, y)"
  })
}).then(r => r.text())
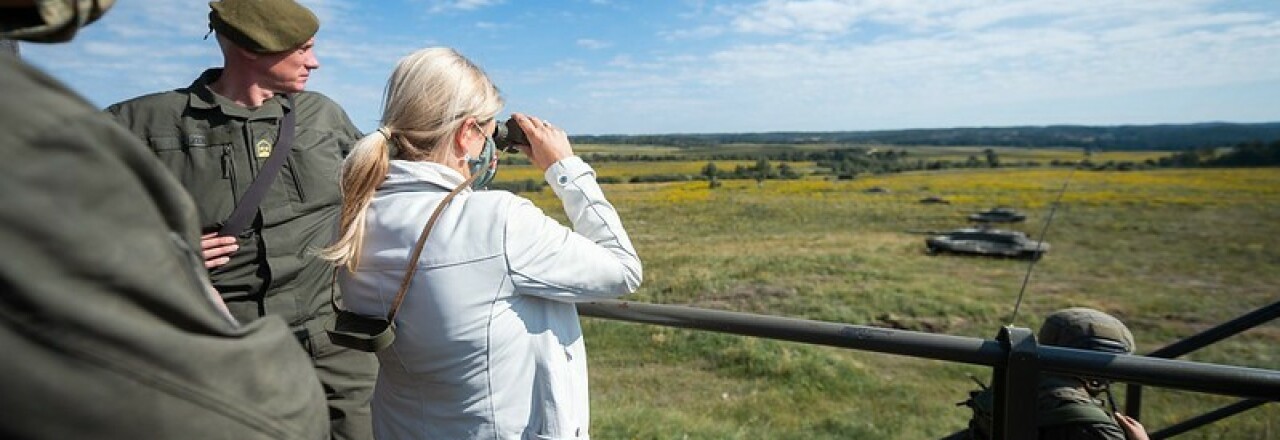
top-left (492, 118), bottom-right (529, 153)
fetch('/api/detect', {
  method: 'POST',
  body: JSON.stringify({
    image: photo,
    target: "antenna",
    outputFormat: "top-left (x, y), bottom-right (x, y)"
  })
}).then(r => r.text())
top-left (1006, 163), bottom-right (1078, 326)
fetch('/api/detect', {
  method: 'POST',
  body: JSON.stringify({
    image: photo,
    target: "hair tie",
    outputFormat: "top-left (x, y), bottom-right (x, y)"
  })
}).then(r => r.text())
top-left (376, 127), bottom-right (392, 139)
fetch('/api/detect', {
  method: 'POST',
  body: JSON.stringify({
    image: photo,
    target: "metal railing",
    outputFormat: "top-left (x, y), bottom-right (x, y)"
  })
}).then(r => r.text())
top-left (578, 300), bottom-right (1280, 439)
top-left (1124, 300), bottom-right (1280, 439)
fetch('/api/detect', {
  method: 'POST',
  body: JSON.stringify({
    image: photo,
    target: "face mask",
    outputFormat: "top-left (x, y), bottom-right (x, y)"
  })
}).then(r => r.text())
top-left (465, 123), bottom-right (498, 190)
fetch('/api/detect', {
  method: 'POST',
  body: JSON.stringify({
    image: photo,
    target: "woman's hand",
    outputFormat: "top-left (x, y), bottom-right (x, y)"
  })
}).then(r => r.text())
top-left (512, 113), bottom-right (573, 171)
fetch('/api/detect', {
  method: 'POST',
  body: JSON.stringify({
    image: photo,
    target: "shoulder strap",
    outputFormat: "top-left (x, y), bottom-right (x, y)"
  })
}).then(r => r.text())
top-left (218, 95), bottom-right (297, 236)
top-left (329, 172), bottom-right (481, 320)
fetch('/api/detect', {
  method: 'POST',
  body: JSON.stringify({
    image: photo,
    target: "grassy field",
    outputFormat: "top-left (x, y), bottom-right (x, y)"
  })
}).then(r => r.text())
top-left (495, 152), bottom-right (1279, 439)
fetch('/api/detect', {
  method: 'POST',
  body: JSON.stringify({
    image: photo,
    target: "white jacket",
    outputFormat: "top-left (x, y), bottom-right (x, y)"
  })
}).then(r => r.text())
top-left (339, 157), bottom-right (642, 440)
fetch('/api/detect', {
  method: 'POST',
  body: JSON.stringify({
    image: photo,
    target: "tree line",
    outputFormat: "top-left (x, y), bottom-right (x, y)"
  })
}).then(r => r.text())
top-left (571, 122), bottom-right (1280, 152)
top-left (487, 139), bottom-right (1280, 193)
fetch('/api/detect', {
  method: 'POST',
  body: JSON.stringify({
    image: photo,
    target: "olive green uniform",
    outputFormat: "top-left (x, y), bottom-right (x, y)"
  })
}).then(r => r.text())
top-left (0, 53), bottom-right (328, 439)
top-left (1037, 383), bottom-right (1128, 440)
top-left (946, 378), bottom-right (1128, 440)
top-left (107, 69), bottom-right (376, 440)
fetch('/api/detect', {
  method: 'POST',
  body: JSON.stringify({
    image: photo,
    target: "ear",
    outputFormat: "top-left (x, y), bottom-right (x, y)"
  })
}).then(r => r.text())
top-left (452, 117), bottom-right (477, 157)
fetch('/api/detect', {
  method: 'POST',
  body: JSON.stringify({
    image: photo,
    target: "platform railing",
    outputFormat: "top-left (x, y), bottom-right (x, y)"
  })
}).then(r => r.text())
top-left (1123, 299), bottom-right (1280, 439)
top-left (577, 300), bottom-right (1280, 440)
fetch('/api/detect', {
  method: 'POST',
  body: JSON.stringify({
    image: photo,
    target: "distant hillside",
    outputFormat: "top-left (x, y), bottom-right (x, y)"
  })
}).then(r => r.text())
top-left (573, 122), bottom-right (1280, 151)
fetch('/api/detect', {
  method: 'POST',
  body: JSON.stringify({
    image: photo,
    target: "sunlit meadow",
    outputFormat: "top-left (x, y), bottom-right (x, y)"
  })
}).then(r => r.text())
top-left (493, 152), bottom-right (1279, 439)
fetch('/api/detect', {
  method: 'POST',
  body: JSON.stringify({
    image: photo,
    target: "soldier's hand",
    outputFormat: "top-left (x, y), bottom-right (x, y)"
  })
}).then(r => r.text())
top-left (200, 233), bottom-right (239, 269)
top-left (1115, 413), bottom-right (1149, 440)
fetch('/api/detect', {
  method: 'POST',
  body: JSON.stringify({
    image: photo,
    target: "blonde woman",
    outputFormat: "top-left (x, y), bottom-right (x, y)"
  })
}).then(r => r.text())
top-left (323, 47), bottom-right (642, 439)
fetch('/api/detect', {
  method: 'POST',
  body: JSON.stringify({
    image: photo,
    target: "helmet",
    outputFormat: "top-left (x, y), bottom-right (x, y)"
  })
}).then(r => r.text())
top-left (1038, 307), bottom-right (1135, 354)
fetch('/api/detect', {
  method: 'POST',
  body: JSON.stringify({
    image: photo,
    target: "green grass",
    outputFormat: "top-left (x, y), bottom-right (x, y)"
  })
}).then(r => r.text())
top-left (506, 154), bottom-right (1279, 439)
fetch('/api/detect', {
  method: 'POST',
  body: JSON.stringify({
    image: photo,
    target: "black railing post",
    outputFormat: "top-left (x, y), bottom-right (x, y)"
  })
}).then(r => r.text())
top-left (993, 326), bottom-right (1039, 440)
top-left (1126, 300), bottom-right (1280, 418)
top-left (577, 300), bottom-right (1280, 399)
top-left (1149, 399), bottom-right (1268, 439)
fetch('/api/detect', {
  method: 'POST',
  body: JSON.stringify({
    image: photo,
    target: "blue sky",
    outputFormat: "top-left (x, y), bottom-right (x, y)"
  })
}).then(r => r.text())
top-left (21, 0), bottom-right (1280, 135)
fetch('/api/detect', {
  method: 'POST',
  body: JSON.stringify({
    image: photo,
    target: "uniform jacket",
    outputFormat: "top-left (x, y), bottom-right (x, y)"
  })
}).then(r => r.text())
top-left (339, 158), bottom-right (643, 439)
top-left (0, 54), bottom-right (328, 439)
top-left (1037, 383), bottom-right (1128, 440)
top-left (106, 69), bottom-right (360, 325)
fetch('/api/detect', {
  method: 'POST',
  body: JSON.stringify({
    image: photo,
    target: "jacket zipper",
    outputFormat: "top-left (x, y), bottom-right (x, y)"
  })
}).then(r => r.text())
top-left (288, 155), bottom-right (306, 202)
top-left (222, 145), bottom-right (239, 205)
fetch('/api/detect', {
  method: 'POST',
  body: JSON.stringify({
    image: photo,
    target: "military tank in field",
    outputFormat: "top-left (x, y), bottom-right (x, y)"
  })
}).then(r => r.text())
top-left (968, 207), bottom-right (1026, 223)
top-left (925, 227), bottom-right (1049, 260)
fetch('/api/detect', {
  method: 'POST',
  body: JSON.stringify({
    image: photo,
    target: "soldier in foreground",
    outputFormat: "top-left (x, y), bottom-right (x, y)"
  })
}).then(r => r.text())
top-left (948, 307), bottom-right (1149, 440)
top-left (106, 1), bottom-right (376, 438)
top-left (0, 0), bottom-right (328, 438)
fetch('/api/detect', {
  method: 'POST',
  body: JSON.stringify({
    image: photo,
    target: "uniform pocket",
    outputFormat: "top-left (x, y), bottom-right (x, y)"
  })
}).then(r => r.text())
top-left (288, 129), bottom-right (344, 207)
top-left (150, 135), bottom-right (238, 229)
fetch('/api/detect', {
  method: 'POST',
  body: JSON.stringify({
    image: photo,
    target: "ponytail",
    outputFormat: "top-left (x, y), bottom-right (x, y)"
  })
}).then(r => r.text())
top-left (319, 129), bottom-right (393, 270)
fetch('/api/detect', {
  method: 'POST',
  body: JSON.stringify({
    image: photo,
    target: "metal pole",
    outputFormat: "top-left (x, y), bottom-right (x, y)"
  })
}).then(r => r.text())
top-left (579, 300), bottom-right (1005, 366)
top-left (1126, 300), bottom-right (1280, 417)
top-left (578, 300), bottom-right (1280, 401)
top-left (1149, 399), bottom-right (1268, 439)
top-left (993, 326), bottom-right (1039, 440)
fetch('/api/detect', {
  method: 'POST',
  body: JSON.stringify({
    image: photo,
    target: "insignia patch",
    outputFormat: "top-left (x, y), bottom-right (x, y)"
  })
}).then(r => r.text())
top-left (255, 139), bottom-right (272, 158)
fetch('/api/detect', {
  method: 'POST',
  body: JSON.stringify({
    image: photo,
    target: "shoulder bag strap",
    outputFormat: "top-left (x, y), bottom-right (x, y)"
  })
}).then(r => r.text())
top-left (218, 94), bottom-right (297, 236)
top-left (329, 172), bottom-right (481, 320)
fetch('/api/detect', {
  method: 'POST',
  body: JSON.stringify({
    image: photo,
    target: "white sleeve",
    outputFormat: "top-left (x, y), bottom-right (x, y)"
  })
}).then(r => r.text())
top-left (503, 156), bottom-right (643, 301)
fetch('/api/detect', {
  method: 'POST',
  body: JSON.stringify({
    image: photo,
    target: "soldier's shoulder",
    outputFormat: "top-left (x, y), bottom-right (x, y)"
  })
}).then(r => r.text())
top-left (0, 56), bottom-right (94, 133)
top-left (0, 56), bottom-right (148, 155)
top-left (293, 90), bottom-right (359, 133)
top-left (106, 88), bottom-right (188, 114)
top-left (294, 90), bottom-right (343, 110)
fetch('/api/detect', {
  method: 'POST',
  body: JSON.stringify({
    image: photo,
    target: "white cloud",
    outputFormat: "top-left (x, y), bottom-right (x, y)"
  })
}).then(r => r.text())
top-left (576, 39), bottom-right (612, 50)
top-left (660, 25), bottom-right (725, 41)
top-left (729, 0), bottom-right (874, 36)
top-left (426, 0), bottom-right (504, 13)
top-left (545, 0), bottom-right (1280, 132)
top-left (21, 0), bottom-right (1280, 135)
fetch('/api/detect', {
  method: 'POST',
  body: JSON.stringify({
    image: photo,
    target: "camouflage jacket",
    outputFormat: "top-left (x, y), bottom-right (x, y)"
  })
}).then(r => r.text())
top-left (107, 69), bottom-right (360, 325)
top-left (957, 377), bottom-right (1129, 440)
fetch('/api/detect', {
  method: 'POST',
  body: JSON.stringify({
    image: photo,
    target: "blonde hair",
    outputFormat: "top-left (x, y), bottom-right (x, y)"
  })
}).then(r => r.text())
top-left (321, 47), bottom-right (503, 270)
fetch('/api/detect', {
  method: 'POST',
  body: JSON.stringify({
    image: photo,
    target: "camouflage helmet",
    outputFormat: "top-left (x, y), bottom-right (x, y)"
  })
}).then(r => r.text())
top-left (1038, 307), bottom-right (1135, 354)
top-left (0, 0), bottom-right (115, 43)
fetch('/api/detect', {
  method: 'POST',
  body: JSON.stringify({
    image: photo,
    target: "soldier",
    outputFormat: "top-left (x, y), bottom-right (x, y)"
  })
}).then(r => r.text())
top-left (1, 1), bottom-right (328, 439)
top-left (106, 1), bottom-right (376, 439)
top-left (951, 307), bottom-right (1149, 440)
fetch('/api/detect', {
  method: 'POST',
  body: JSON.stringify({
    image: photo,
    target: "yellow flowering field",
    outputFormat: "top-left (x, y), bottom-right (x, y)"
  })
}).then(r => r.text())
top-left (564, 167), bottom-right (1279, 209)
top-left (503, 160), bottom-right (1280, 439)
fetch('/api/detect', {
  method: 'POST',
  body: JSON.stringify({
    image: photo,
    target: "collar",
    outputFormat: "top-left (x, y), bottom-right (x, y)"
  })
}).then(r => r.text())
top-left (383, 160), bottom-right (471, 194)
top-left (186, 68), bottom-right (292, 120)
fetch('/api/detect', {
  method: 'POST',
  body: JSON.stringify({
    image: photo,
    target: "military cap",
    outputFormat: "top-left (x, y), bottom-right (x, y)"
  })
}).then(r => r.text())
top-left (209, 0), bottom-right (318, 54)
top-left (0, 0), bottom-right (115, 43)
top-left (1038, 307), bottom-right (1135, 354)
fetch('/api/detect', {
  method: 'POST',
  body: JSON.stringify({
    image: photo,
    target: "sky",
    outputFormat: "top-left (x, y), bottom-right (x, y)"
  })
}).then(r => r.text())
top-left (20, 0), bottom-right (1280, 135)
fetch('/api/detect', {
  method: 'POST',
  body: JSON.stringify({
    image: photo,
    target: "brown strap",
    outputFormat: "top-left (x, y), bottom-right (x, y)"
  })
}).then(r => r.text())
top-left (386, 173), bottom-right (479, 321)
top-left (328, 172), bottom-right (480, 319)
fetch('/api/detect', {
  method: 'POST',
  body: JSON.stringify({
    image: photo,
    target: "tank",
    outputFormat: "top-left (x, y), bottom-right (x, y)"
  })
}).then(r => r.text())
top-left (968, 207), bottom-right (1026, 223)
top-left (925, 227), bottom-right (1049, 260)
